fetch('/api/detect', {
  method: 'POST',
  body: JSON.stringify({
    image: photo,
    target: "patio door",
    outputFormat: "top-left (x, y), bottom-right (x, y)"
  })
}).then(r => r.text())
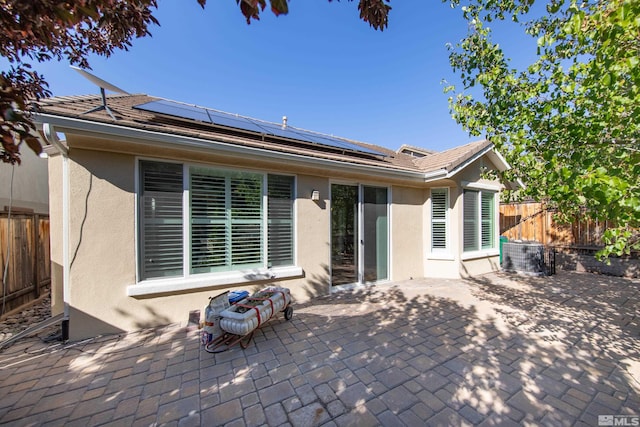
top-left (331, 184), bottom-right (388, 286)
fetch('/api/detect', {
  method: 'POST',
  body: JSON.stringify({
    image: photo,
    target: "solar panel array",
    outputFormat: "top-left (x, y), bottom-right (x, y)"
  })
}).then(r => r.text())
top-left (133, 99), bottom-right (387, 157)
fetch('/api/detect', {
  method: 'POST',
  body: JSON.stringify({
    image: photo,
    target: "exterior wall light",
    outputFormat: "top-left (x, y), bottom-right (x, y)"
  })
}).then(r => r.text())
top-left (311, 190), bottom-right (320, 201)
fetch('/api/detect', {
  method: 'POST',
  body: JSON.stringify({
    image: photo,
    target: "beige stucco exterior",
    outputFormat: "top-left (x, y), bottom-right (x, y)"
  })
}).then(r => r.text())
top-left (43, 128), bottom-right (505, 340)
top-left (0, 146), bottom-right (49, 214)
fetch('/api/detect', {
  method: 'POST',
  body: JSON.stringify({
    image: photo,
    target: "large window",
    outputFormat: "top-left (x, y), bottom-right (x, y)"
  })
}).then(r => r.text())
top-left (139, 160), bottom-right (295, 280)
top-left (431, 188), bottom-right (448, 251)
top-left (140, 161), bottom-right (184, 279)
top-left (267, 174), bottom-right (295, 267)
top-left (463, 189), bottom-right (496, 252)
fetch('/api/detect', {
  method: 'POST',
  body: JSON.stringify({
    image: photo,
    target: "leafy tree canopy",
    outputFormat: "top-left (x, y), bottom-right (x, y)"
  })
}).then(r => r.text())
top-left (0, 0), bottom-right (391, 164)
top-left (446, 0), bottom-right (639, 258)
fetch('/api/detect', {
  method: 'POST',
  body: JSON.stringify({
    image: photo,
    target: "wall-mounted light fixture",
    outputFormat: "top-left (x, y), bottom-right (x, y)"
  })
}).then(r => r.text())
top-left (311, 190), bottom-right (320, 201)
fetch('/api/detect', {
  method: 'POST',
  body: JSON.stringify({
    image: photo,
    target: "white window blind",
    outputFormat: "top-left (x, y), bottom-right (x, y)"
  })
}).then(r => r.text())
top-left (139, 161), bottom-right (295, 281)
top-left (464, 189), bottom-right (496, 252)
top-left (268, 175), bottom-right (294, 267)
top-left (463, 190), bottom-right (479, 252)
top-left (190, 168), bottom-right (262, 273)
top-left (431, 189), bottom-right (448, 250)
top-left (140, 161), bottom-right (184, 279)
top-left (190, 171), bottom-right (227, 272)
top-left (481, 192), bottom-right (495, 249)
top-left (230, 173), bottom-right (263, 267)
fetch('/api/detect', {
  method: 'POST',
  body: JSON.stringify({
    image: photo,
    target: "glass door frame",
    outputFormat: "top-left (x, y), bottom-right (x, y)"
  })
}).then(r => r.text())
top-left (330, 182), bottom-right (390, 288)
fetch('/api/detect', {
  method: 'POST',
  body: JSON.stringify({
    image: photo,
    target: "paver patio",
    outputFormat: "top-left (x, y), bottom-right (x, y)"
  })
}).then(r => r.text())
top-left (0, 271), bottom-right (639, 426)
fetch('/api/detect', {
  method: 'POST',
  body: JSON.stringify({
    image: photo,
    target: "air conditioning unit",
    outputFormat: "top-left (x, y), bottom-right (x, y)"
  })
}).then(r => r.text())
top-left (501, 241), bottom-right (555, 275)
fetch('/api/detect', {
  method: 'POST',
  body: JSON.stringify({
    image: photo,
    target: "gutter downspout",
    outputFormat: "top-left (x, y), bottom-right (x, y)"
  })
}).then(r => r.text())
top-left (42, 123), bottom-right (70, 341)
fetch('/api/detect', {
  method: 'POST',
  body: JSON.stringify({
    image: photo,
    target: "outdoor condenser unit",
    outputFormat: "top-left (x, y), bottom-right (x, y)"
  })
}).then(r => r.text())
top-left (501, 241), bottom-right (552, 275)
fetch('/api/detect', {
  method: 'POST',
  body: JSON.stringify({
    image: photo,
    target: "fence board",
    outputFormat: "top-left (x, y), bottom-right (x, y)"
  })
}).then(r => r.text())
top-left (500, 202), bottom-right (630, 249)
top-left (0, 213), bottom-right (50, 316)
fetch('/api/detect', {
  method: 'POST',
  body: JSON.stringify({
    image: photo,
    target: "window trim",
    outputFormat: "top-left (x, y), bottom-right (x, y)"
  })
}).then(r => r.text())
top-left (127, 265), bottom-right (303, 296)
top-left (134, 158), bottom-right (299, 293)
top-left (428, 187), bottom-right (451, 257)
top-left (462, 188), bottom-right (499, 260)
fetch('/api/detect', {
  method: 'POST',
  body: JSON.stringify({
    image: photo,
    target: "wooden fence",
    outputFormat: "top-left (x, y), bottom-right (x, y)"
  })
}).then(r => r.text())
top-left (0, 212), bottom-right (51, 316)
top-left (499, 201), bottom-right (616, 248)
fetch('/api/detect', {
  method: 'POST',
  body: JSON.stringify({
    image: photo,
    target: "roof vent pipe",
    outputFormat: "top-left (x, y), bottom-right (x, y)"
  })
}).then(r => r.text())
top-left (282, 116), bottom-right (287, 129)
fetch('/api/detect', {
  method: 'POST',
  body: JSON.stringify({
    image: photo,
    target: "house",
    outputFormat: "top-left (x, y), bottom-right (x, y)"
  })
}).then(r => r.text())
top-left (0, 142), bottom-right (48, 215)
top-left (34, 94), bottom-right (514, 340)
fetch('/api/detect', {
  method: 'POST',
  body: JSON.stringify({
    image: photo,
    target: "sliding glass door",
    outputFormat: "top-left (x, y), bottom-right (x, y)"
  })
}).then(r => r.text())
top-left (331, 185), bottom-right (358, 286)
top-left (331, 184), bottom-right (388, 286)
top-left (363, 186), bottom-right (388, 282)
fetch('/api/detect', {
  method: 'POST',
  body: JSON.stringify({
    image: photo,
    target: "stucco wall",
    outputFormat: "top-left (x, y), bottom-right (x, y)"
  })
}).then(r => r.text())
top-left (53, 137), bottom-right (507, 338)
top-left (60, 147), bottom-right (426, 339)
top-left (390, 186), bottom-right (425, 281)
top-left (286, 175), bottom-right (331, 301)
top-left (0, 146), bottom-right (49, 214)
top-left (460, 256), bottom-right (501, 277)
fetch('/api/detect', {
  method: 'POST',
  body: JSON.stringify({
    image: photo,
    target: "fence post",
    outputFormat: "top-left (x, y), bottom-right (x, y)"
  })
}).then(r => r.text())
top-left (33, 213), bottom-right (40, 298)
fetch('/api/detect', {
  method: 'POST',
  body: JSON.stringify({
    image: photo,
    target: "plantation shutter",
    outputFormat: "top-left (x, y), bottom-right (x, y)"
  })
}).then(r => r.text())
top-left (463, 190), bottom-right (479, 252)
top-left (230, 173), bottom-right (263, 267)
top-left (481, 192), bottom-right (495, 249)
top-left (140, 161), bottom-right (183, 279)
top-left (268, 175), bottom-right (294, 266)
top-left (190, 169), bottom-right (262, 272)
top-left (190, 170), bottom-right (227, 273)
top-left (431, 189), bottom-right (448, 250)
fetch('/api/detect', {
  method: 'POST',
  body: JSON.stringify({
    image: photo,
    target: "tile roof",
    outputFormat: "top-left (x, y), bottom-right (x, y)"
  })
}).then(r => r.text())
top-left (35, 93), bottom-right (493, 176)
top-left (414, 139), bottom-right (493, 172)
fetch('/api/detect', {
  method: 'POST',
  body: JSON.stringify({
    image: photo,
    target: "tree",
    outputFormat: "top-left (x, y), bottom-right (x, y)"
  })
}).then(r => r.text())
top-left (445, 0), bottom-right (639, 259)
top-left (1, 0), bottom-right (161, 163)
top-left (0, 0), bottom-right (391, 164)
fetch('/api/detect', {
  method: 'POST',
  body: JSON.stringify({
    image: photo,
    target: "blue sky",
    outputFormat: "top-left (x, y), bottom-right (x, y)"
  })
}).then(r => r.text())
top-left (12, 1), bottom-right (535, 152)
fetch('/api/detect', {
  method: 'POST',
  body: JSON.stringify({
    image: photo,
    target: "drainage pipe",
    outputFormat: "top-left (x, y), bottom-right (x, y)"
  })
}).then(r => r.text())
top-left (42, 123), bottom-right (70, 340)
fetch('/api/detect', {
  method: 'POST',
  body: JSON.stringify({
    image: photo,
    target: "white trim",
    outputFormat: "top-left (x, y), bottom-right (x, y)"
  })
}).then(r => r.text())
top-left (183, 164), bottom-right (190, 278)
top-left (387, 186), bottom-right (393, 281)
top-left (446, 145), bottom-right (493, 178)
top-left (446, 144), bottom-right (512, 179)
top-left (134, 160), bottom-right (140, 283)
top-left (42, 124), bottom-right (70, 321)
top-left (486, 149), bottom-right (511, 172)
top-left (328, 181), bottom-right (391, 287)
top-left (462, 181), bottom-right (502, 191)
top-left (262, 174), bottom-right (269, 268)
top-left (429, 187), bottom-right (449, 253)
top-left (136, 159), bottom-right (297, 283)
top-left (127, 265), bottom-right (303, 297)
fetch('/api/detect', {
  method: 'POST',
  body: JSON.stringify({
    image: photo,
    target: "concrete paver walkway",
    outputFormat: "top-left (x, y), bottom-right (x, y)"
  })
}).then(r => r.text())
top-left (1, 271), bottom-right (639, 426)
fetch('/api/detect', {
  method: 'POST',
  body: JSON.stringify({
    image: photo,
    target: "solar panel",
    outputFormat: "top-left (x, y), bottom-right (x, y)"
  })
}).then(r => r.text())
top-left (206, 110), bottom-right (265, 133)
top-left (134, 99), bottom-right (387, 157)
top-left (135, 99), bottom-right (211, 123)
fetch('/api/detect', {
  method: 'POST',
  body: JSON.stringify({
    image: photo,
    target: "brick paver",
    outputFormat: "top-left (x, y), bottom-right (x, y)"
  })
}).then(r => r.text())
top-left (1, 271), bottom-right (639, 425)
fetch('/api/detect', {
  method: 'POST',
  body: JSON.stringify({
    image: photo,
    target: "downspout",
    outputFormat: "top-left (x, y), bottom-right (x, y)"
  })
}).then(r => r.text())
top-left (42, 123), bottom-right (70, 340)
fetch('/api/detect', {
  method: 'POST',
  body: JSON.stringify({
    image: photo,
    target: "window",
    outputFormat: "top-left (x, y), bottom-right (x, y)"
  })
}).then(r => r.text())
top-left (431, 188), bottom-right (448, 251)
top-left (268, 175), bottom-right (295, 267)
top-left (190, 168), bottom-right (263, 273)
top-left (139, 160), bottom-right (295, 281)
top-left (481, 192), bottom-right (495, 249)
top-left (463, 189), bottom-right (496, 252)
top-left (140, 161), bottom-right (184, 279)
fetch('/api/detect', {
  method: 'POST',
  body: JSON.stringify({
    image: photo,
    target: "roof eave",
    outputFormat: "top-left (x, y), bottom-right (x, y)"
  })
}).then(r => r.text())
top-left (35, 113), bottom-right (433, 182)
top-left (445, 143), bottom-right (511, 179)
